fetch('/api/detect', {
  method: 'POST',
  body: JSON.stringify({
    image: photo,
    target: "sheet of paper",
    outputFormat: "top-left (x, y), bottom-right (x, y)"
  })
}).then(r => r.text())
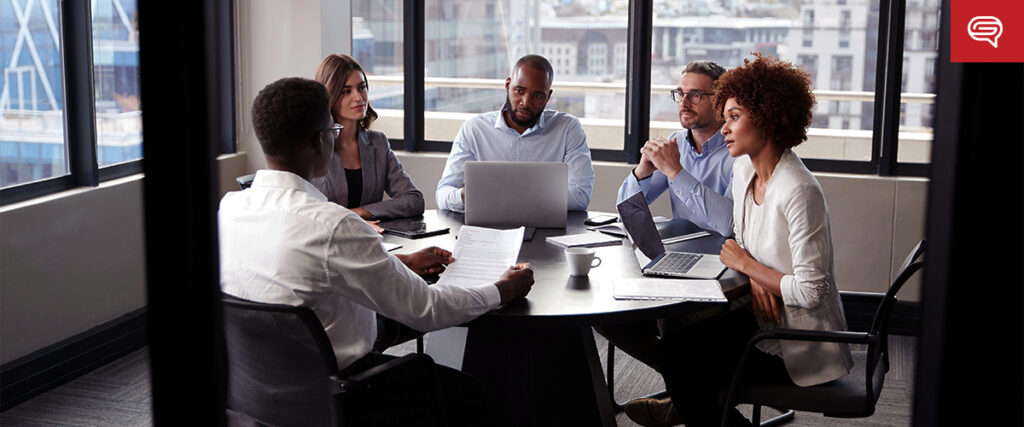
top-left (545, 232), bottom-right (623, 248)
top-left (435, 225), bottom-right (525, 288)
top-left (613, 278), bottom-right (727, 302)
top-left (660, 231), bottom-right (711, 245)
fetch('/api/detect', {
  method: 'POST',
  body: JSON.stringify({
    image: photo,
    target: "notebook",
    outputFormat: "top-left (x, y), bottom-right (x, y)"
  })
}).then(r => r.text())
top-left (613, 278), bottom-right (726, 302)
top-left (464, 161), bottom-right (568, 228)
top-left (616, 191), bottom-right (727, 280)
top-left (545, 232), bottom-right (623, 248)
top-left (378, 217), bottom-right (450, 239)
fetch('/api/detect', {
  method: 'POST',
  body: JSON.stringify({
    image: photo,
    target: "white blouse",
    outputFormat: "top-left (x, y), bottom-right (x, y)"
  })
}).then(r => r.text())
top-left (732, 150), bottom-right (853, 387)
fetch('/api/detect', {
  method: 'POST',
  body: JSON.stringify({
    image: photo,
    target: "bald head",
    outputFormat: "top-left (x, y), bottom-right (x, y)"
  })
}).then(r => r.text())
top-left (512, 54), bottom-right (554, 88)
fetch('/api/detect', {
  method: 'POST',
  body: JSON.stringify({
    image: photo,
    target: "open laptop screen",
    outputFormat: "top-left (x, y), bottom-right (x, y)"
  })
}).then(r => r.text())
top-left (616, 191), bottom-right (666, 260)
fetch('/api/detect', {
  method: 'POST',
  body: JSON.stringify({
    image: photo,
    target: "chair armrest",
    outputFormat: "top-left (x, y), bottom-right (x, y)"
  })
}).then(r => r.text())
top-left (330, 353), bottom-right (435, 395)
top-left (720, 328), bottom-right (876, 427)
top-left (747, 328), bottom-right (876, 346)
top-left (329, 353), bottom-right (442, 426)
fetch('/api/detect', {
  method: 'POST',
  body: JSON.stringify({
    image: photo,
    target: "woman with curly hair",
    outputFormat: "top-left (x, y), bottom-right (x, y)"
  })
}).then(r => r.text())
top-left (626, 53), bottom-right (853, 427)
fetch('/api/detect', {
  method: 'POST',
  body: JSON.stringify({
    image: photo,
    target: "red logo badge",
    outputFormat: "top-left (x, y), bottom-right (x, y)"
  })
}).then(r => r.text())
top-left (951, 0), bottom-right (1024, 62)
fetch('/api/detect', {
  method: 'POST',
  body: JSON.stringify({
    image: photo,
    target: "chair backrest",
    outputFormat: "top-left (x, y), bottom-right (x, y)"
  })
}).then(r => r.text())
top-left (859, 239), bottom-right (925, 408)
top-left (236, 173), bottom-right (256, 190)
top-left (870, 239), bottom-right (926, 337)
top-left (222, 294), bottom-right (340, 427)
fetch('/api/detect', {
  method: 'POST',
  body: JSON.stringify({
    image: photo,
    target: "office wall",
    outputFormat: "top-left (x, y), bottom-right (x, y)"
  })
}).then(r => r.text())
top-left (0, 156), bottom-right (247, 365)
top-left (235, 0), bottom-right (327, 173)
top-left (0, 178), bottom-right (147, 364)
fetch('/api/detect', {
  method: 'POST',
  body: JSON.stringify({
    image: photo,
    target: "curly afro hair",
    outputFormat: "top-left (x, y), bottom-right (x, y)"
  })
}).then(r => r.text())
top-left (251, 77), bottom-right (330, 156)
top-left (713, 53), bottom-right (815, 149)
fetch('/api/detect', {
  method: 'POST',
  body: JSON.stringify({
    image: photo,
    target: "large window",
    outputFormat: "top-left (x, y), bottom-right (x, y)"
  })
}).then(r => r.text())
top-left (364, 1), bottom-right (629, 151)
top-left (1, 0), bottom-right (67, 187)
top-left (0, 0), bottom-right (154, 205)
top-left (353, 0), bottom-right (404, 138)
top-left (898, 0), bottom-right (940, 165)
top-left (91, 0), bottom-right (141, 167)
top-left (363, 0), bottom-right (936, 176)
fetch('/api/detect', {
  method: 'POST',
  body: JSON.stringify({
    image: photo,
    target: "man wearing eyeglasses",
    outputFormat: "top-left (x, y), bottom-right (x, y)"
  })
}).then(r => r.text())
top-left (616, 60), bottom-right (733, 238)
top-left (599, 61), bottom-right (736, 425)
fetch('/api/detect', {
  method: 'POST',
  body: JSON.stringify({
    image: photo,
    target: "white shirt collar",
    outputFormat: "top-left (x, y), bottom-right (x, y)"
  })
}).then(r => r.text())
top-left (252, 169), bottom-right (328, 202)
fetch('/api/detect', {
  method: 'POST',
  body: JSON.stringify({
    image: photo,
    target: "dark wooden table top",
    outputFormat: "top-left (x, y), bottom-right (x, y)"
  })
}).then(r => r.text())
top-left (382, 210), bottom-right (749, 328)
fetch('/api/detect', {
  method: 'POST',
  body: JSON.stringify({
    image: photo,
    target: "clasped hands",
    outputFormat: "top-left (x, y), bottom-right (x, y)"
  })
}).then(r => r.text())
top-left (635, 137), bottom-right (683, 182)
top-left (720, 239), bottom-right (783, 324)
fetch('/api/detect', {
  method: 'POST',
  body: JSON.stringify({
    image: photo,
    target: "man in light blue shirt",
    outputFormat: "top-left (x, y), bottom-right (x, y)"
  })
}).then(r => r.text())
top-left (617, 60), bottom-right (734, 237)
top-left (436, 55), bottom-right (595, 212)
top-left (601, 63), bottom-right (734, 415)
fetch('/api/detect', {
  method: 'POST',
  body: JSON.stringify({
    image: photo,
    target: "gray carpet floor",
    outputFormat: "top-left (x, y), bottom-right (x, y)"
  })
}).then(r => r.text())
top-left (0, 333), bottom-right (915, 426)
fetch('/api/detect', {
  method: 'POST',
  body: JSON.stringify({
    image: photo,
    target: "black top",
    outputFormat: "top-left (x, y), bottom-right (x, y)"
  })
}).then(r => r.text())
top-left (344, 168), bottom-right (362, 208)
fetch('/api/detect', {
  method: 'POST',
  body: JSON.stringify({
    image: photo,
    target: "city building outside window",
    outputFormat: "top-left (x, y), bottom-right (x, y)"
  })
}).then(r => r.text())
top-left (1, 0), bottom-right (68, 188)
top-left (351, 0), bottom-right (939, 174)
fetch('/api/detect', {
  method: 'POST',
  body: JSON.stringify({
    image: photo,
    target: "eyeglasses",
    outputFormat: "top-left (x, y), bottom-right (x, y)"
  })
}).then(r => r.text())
top-left (320, 123), bottom-right (343, 140)
top-left (670, 89), bottom-right (715, 105)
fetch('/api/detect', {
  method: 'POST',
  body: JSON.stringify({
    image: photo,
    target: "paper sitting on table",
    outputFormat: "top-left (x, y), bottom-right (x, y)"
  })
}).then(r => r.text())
top-left (613, 278), bottom-right (727, 302)
top-left (588, 223), bottom-right (710, 244)
top-left (545, 232), bottom-right (623, 248)
top-left (435, 225), bottom-right (525, 288)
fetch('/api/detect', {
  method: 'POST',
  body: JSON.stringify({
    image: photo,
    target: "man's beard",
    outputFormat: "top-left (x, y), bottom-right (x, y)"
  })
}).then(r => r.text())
top-left (680, 107), bottom-right (716, 131)
top-left (504, 96), bottom-right (543, 129)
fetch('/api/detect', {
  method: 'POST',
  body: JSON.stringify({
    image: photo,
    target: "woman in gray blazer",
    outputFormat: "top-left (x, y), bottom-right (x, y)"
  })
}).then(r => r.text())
top-left (313, 54), bottom-right (424, 221)
top-left (626, 54), bottom-right (853, 427)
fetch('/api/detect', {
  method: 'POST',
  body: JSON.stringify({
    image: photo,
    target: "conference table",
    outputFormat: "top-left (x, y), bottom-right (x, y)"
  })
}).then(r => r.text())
top-left (381, 210), bottom-right (749, 427)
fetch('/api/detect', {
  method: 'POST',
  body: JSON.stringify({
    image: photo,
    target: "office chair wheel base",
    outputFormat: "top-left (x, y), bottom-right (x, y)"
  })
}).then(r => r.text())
top-left (756, 407), bottom-right (794, 427)
top-left (612, 389), bottom-right (670, 413)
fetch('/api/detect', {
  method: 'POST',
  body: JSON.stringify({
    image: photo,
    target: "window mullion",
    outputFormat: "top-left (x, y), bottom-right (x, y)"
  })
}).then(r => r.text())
top-left (870, 0), bottom-right (907, 176)
top-left (624, 0), bottom-right (653, 165)
top-left (60, 0), bottom-right (99, 186)
top-left (403, 0), bottom-right (424, 152)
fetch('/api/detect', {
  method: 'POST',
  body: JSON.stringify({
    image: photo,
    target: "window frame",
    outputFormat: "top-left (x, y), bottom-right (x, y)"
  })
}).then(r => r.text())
top-left (0, 0), bottom-right (236, 206)
top-left (374, 0), bottom-right (929, 177)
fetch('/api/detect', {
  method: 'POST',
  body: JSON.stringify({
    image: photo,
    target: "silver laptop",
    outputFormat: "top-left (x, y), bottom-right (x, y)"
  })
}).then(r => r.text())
top-left (616, 191), bottom-right (727, 279)
top-left (464, 161), bottom-right (568, 228)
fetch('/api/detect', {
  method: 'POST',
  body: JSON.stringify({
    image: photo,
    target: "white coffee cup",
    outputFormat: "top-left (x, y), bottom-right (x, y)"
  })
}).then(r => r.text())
top-left (565, 247), bottom-right (602, 276)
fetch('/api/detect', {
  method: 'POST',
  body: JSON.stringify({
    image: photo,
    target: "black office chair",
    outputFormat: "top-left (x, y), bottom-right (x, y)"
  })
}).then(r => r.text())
top-left (720, 239), bottom-right (926, 427)
top-left (221, 294), bottom-right (445, 427)
top-left (236, 173), bottom-right (256, 190)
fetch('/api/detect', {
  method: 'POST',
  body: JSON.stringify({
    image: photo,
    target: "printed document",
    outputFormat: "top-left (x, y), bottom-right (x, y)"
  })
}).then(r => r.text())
top-left (613, 278), bottom-right (727, 302)
top-left (436, 226), bottom-right (525, 288)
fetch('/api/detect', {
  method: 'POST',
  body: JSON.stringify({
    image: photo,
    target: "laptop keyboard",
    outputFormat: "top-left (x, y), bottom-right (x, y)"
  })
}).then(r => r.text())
top-left (652, 252), bottom-right (701, 273)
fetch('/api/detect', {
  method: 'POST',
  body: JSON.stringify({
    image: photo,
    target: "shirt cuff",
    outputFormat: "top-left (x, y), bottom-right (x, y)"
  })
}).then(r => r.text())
top-left (669, 168), bottom-right (700, 190)
top-left (478, 283), bottom-right (502, 308)
top-left (778, 274), bottom-right (799, 307)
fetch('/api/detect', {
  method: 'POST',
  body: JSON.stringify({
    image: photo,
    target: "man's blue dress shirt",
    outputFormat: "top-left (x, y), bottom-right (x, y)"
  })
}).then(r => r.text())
top-left (436, 109), bottom-right (595, 212)
top-left (616, 127), bottom-right (735, 237)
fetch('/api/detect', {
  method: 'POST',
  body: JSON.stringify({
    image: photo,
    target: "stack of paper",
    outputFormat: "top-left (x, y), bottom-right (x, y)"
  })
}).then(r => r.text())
top-left (613, 278), bottom-right (726, 302)
top-left (545, 232), bottom-right (623, 248)
top-left (435, 226), bottom-right (525, 288)
top-left (588, 223), bottom-right (710, 244)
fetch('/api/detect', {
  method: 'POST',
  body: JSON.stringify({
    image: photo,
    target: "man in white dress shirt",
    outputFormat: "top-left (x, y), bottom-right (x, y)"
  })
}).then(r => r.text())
top-left (435, 54), bottom-right (595, 212)
top-left (219, 77), bottom-right (535, 426)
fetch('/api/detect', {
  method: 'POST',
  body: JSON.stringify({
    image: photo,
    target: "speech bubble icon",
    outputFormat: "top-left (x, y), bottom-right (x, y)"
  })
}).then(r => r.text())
top-left (968, 16), bottom-right (1003, 48)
